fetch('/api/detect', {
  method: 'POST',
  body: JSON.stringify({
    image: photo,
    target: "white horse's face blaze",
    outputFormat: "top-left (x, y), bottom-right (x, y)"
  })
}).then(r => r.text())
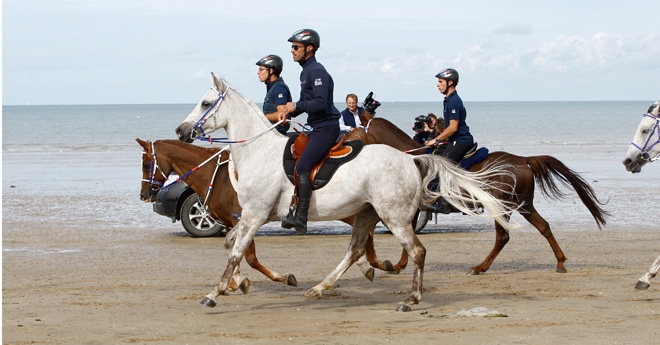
top-left (623, 102), bottom-right (660, 173)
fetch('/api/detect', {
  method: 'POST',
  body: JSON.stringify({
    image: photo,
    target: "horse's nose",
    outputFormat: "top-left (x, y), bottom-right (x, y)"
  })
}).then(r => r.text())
top-left (175, 124), bottom-right (194, 143)
top-left (622, 158), bottom-right (631, 167)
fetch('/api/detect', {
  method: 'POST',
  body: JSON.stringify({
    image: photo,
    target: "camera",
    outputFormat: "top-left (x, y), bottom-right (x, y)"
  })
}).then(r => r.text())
top-left (413, 115), bottom-right (433, 131)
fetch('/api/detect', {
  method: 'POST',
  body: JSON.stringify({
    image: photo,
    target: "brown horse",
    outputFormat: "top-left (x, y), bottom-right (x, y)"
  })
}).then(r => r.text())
top-left (137, 138), bottom-right (389, 291)
top-left (354, 117), bottom-right (610, 274)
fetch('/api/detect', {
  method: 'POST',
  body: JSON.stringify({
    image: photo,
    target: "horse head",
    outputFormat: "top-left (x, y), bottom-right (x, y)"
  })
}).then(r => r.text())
top-left (176, 73), bottom-right (230, 143)
top-left (623, 101), bottom-right (660, 173)
top-left (176, 73), bottom-right (272, 145)
top-left (136, 138), bottom-right (172, 202)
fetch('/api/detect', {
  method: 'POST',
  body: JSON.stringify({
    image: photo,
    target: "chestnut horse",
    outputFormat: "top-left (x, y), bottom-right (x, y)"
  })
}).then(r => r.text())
top-left (356, 117), bottom-right (610, 274)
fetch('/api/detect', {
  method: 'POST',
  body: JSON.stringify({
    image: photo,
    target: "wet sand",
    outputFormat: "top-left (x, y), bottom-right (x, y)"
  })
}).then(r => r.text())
top-left (3, 211), bottom-right (659, 344)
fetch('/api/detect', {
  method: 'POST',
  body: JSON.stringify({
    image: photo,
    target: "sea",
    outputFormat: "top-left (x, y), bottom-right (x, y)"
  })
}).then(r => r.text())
top-left (3, 101), bottom-right (658, 235)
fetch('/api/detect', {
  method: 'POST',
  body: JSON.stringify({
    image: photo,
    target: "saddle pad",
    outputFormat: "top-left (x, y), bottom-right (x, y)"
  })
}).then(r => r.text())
top-left (283, 134), bottom-right (364, 190)
top-left (460, 147), bottom-right (489, 170)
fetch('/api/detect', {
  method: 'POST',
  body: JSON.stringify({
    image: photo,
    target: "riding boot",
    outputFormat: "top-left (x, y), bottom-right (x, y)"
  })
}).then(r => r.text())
top-left (292, 172), bottom-right (311, 235)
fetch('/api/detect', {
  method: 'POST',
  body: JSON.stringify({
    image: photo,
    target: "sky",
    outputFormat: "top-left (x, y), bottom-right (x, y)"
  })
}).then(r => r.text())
top-left (3, 0), bottom-right (660, 105)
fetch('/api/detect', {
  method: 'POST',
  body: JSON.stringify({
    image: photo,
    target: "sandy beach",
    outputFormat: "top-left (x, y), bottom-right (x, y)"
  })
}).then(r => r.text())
top-left (3, 209), bottom-right (659, 344)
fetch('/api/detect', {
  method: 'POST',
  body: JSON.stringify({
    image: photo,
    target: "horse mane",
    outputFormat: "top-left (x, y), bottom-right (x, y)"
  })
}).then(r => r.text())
top-left (218, 77), bottom-right (272, 128)
top-left (161, 139), bottom-right (224, 156)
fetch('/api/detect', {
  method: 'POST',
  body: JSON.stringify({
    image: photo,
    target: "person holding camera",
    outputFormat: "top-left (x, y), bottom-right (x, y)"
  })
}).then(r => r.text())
top-left (412, 113), bottom-right (437, 144)
top-left (339, 93), bottom-right (364, 132)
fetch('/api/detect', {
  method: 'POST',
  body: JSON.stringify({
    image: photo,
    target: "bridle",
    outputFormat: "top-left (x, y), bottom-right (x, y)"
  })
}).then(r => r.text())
top-left (631, 111), bottom-right (660, 163)
top-left (184, 87), bottom-right (227, 141)
top-left (142, 141), bottom-right (231, 208)
top-left (142, 141), bottom-right (169, 196)
top-left (185, 85), bottom-right (287, 144)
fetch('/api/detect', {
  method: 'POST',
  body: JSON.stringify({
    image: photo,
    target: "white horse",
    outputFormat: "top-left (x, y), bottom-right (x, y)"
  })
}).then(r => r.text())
top-left (623, 101), bottom-right (660, 290)
top-left (175, 73), bottom-right (519, 311)
top-left (623, 101), bottom-right (660, 173)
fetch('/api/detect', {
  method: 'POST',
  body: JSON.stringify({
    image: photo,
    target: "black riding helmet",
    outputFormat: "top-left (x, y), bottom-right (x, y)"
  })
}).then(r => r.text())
top-left (256, 55), bottom-right (284, 76)
top-left (435, 68), bottom-right (459, 87)
top-left (288, 29), bottom-right (320, 51)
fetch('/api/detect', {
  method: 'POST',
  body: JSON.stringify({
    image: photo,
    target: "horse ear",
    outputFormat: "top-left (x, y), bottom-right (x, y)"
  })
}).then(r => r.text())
top-left (212, 72), bottom-right (226, 93)
top-left (136, 138), bottom-right (150, 152)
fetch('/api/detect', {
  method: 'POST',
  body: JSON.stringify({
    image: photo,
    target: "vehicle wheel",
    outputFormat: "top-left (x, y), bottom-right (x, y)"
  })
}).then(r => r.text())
top-left (180, 194), bottom-right (225, 237)
top-left (414, 210), bottom-right (429, 233)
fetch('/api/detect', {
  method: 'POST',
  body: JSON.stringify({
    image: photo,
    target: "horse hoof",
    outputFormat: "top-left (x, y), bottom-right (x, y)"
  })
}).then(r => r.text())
top-left (285, 274), bottom-right (298, 287)
top-left (239, 278), bottom-right (250, 294)
top-left (384, 260), bottom-right (398, 274)
top-left (200, 297), bottom-right (217, 308)
top-left (304, 288), bottom-right (322, 300)
top-left (396, 304), bottom-right (412, 312)
top-left (364, 268), bottom-right (375, 282)
top-left (467, 269), bottom-right (482, 275)
top-left (556, 267), bottom-right (567, 273)
top-left (635, 281), bottom-right (650, 290)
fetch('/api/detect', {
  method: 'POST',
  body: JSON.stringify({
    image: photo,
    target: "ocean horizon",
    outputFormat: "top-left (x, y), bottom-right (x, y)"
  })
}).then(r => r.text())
top-left (3, 100), bottom-right (658, 234)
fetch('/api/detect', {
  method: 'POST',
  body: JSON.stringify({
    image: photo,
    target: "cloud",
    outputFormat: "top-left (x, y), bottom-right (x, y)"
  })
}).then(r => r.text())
top-left (450, 32), bottom-right (660, 74)
top-left (494, 23), bottom-right (533, 36)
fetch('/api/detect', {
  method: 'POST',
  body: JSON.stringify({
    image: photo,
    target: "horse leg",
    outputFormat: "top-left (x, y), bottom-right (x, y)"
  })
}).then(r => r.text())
top-left (635, 254), bottom-right (660, 290)
top-left (200, 216), bottom-right (262, 308)
top-left (341, 215), bottom-right (377, 279)
top-left (364, 221), bottom-right (399, 273)
top-left (383, 220), bottom-right (425, 312)
top-left (354, 255), bottom-right (375, 281)
top-left (523, 206), bottom-right (567, 273)
top-left (469, 219), bottom-right (510, 275)
top-left (219, 229), bottom-right (246, 293)
top-left (305, 207), bottom-right (380, 299)
top-left (244, 239), bottom-right (298, 287)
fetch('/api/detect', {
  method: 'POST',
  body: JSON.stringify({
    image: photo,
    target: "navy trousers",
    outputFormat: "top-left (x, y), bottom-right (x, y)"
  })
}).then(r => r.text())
top-left (442, 141), bottom-right (471, 163)
top-left (295, 124), bottom-right (340, 174)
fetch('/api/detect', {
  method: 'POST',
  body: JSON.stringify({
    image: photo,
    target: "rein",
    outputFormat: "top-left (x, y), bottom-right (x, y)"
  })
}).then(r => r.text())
top-left (631, 113), bottom-right (660, 162)
top-left (147, 143), bottom-right (231, 209)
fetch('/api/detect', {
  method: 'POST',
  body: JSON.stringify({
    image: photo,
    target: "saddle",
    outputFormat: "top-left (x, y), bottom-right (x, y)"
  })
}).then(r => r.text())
top-left (283, 132), bottom-right (364, 190)
top-left (459, 143), bottom-right (489, 170)
top-left (431, 142), bottom-right (489, 170)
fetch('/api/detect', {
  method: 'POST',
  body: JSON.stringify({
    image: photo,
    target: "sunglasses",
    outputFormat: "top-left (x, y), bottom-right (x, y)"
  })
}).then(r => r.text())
top-left (291, 44), bottom-right (304, 51)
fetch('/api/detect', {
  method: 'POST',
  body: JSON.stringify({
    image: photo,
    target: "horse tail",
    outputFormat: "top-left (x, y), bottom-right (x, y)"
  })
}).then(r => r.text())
top-left (413, 155), bottom-right (520, 231)
top-left (524, 155), bottom-right (610, 229)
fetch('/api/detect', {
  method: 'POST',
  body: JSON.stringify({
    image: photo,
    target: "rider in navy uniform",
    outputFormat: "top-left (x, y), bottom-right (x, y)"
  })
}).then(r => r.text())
top-left (425, 68), bottom-right (475, 213)
top-left (425, 68), bottom-right (474, 162)
top-left (256, 54), bottom-right (291, 135)
top-left (279, 28), bottom-right (341, 234)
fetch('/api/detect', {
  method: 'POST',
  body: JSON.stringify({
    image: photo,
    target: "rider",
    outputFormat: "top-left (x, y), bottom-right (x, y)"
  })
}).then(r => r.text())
top-left (425, 68), bottom-right (474, 213)
top-left (278, 29), bottom-right (341, 235)
top-left (256, 54), bottom-right (292, 135)
top-left (425, 68), bottom-right (474, 162)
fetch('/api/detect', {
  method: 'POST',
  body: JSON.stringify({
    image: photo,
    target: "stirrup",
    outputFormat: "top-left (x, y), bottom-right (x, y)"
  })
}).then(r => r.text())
top-left (281, 211), bottom-right (296, 229)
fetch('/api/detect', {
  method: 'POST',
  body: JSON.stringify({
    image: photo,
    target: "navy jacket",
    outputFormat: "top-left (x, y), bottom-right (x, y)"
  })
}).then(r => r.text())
top-left (340, 106), bottom-right (364, 128)
top-left (443, 91), bottom-right (474, 146)
top-left (290, 56), bottom-right (340, 128)
top-left (263, 77), bottom-right (291, 134)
